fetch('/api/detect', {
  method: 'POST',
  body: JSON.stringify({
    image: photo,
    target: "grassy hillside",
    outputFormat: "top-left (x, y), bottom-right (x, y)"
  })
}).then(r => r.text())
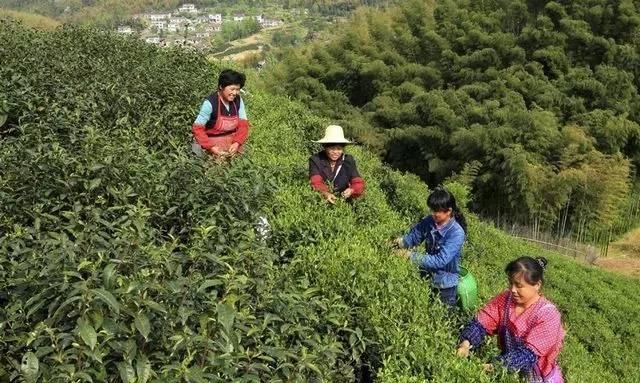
top-left (1, 21), bottom-right (639, 382)
top-left (0, 8), bottom-right (60, 30)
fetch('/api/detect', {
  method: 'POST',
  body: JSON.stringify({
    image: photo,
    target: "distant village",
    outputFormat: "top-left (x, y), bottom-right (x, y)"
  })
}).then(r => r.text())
top-left (116, 3), bottom-right (285, 50)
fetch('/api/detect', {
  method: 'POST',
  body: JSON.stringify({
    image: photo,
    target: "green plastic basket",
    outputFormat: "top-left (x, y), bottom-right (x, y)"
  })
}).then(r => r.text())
top-left (457, 267), bottom-right (478, 311)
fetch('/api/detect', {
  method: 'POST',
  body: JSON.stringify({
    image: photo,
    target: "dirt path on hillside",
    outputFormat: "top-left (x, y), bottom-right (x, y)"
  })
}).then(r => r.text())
top-left (228, 49), bottom-right (261, 61)
top-left (237, 34), bottom-right (261, 45)
top-left (596, 227), bottom-right (640, 278)
top-left (214, 25), bottom-right (285, 60)
top-left (231, 25), bottom-right (284, 48)
top-left (596, 257), bottom-right (640, 278)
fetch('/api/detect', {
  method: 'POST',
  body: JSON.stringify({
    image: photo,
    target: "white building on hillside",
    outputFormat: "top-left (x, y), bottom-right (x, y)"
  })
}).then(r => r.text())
top-left (178, 4), bottom-right (198, 14)
top-left (233, 13), bottom-right (245, 21)
top-left (167, 23), bottom-right (179, 33)
top-left (208, 13), bottom-right (222, 23)
top-left (261, 18), bottom-right (284, 28)
top-left (150, 20), bottom-right (166, 30)
top-left (168, 18), bottom-right (193, 33)
top-left (170, 17), bottom-right (189, 25)
top-left (146, 13), bottom-right (171, 21)
top-left (205, 24), bottom-right (222, 32)
top-left (117, 26), bottom-right (134, 34)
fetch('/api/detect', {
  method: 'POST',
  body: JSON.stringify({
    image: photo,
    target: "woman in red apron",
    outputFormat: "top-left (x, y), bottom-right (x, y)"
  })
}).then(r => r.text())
top-left (191, 69), bottom-right (250, 158)
top-left (457, 256), bottom-right (565, 383)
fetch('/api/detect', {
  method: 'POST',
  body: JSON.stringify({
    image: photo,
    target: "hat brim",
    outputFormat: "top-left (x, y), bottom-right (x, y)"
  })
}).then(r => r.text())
top-left (313, 138), bottom-right (352, 144)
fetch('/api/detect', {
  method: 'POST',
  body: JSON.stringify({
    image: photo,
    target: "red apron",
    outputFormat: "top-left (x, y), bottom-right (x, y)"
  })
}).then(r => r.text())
top-left (205, 96), bottom-right (240, 152)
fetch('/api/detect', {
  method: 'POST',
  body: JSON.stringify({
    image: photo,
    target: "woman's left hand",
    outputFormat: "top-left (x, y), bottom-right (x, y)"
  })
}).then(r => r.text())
top-left (394, 249), bottom-right (411, 259)
top-left (482, 363), bottom-right (494, 373)
top-left (456, 340), bottom-right (471, 358)
top-left (342, 188), bottom-right (354, 198)
top-left (392, 237), bottom-right (404, 249)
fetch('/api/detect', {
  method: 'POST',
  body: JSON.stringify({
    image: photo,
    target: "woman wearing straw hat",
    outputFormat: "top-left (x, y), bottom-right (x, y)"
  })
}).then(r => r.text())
top-left (309, 125), bottom-right (365, 204)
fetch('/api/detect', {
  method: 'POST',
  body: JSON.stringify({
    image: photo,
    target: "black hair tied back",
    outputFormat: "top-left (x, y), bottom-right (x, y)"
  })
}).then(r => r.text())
top-left (427, 187), bottom-right (467, 233)
top-left (536, 257), bottom-right (548, 270)
top-left (505, 256), bottom-right (549, 285)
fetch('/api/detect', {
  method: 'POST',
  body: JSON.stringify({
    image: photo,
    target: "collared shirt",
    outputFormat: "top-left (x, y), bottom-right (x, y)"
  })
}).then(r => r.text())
top-left (467, 291), bottom-right (565, 378)
top-left (402, 216), bottom-right (465, 289)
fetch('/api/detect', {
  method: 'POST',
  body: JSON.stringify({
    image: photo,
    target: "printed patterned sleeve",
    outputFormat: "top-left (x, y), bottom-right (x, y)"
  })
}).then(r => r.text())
top-left (497, 346), bottom-right (538, 372)
top-left (476, 291), bottom-right (509, 336)
top-left (460, 319), bottom-right (487, 348)
top-left (523, 304), bottom-right (564, 358)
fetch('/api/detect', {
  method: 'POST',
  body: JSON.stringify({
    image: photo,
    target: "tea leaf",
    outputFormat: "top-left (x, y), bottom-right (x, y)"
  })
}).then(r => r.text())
top-left (135, 353), bottom-right (152, 383)
top-left (217, 303), bottom-right (235, 333)
top-left (134, 312), bottom-right (151, 340)
top-left (79, 318), bottom-right (98, 351)
top-left (92, 288), bottom-right (120, 314)
top-left (20, 352), bottom-right (39, 383)
top-left (116, 361), bottom-right (135, 383)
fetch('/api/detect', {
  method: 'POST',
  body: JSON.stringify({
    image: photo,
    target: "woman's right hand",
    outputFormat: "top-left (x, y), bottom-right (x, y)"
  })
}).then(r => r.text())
top-left (209, 146), bottom-right (223, 156)
top-left (323, 192), bottom-right (337, 204)
top-left (456, 340), bottom-right (471, 358)
top-left (228, 142), bottom-right (240, 155)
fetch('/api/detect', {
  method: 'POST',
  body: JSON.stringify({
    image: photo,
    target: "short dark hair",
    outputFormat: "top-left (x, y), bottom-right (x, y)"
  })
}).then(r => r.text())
top-left (505, 256), bottom-right (548, 285)
top-left (218, 69), bottom-right (246, 89)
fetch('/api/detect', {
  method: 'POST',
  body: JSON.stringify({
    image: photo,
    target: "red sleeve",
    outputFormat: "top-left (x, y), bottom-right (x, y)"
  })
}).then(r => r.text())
top-left (349, 177), bottom-right (365, 198)
top-left (192, 124), bottom-right (212, 150)
top-left (310, 174), bottom-right (329, 193)
top-left (523, 303), bottom-right (564, 358)
top-left (476, 290), bottom-right (509, 336)
top-left (232, 119), bottom-right (249, 145)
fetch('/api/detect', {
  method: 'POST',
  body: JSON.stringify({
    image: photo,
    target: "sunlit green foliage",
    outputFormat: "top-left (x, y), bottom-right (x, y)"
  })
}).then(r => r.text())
top-left (1, 19), bottom-right (639, 383)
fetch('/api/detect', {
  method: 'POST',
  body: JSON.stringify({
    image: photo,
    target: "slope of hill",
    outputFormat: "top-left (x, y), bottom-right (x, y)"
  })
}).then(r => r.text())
top-left (265, 0), bottom-right (640, 247)
top-left (1, 21), bottom-right (639, 382)
top-left (0, 8), bottom-right (60, 29)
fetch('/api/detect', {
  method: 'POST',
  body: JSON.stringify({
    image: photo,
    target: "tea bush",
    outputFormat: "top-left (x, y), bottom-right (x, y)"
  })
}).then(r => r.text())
top-left (2, 20), bottom-right (640, 383)
top-left (0, 21), bottom-right (355, 382)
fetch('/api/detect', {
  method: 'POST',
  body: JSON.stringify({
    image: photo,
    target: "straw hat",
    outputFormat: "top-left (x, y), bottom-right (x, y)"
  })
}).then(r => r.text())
top-left (313, 125), bottom-right (352, 144)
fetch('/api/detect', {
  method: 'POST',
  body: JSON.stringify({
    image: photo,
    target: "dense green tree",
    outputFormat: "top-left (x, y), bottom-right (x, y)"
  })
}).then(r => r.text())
top-left (265, 0), bottom-right (640, 240)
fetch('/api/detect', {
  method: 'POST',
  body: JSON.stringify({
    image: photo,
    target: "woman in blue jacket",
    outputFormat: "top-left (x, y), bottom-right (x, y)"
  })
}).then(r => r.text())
top-left (395, 188), bottom-right (467, 306)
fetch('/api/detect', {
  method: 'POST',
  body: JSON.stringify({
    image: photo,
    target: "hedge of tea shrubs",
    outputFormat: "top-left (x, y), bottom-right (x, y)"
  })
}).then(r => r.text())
top-left (1, 20), bottom-right (639, 382)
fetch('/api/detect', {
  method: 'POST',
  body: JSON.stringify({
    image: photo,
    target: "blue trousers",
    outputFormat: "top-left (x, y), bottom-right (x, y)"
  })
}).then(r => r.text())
top-left (434, 286), bottom-right (458, 307)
